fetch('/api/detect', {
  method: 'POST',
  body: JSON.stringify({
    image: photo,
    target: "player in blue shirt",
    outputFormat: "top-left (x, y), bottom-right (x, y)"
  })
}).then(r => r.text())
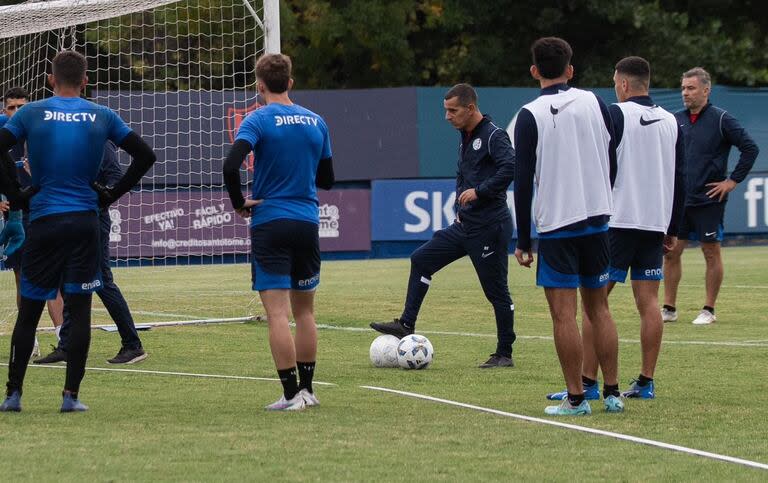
top-left (0, 51), bottom-right (156, 413)
top-left (223, 53), bottom-right (334, 411)
top-left (0, 87), bottom-right (65, 358)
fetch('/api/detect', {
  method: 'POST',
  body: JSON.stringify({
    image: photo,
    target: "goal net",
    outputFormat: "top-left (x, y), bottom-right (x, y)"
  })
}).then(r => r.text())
top-left (0, 0), bottom-right (275, 331)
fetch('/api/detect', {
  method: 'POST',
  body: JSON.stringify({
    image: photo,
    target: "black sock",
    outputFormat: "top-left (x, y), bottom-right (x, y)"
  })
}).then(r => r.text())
top-left (297, 361), bottom-right (315, 393)
top-left (637, 374), bottom-right (653, 387)
top-left (63, 293), bottom-right (92, 394)
top-left (603, 384), bottom-right (620, 399)
top-left (400, 265), bottom-right (431, 328)
top-left (277, 367), bottom-right (298, 400)
top-left (6, 297), bottom-right (46, 395)
top-left (703, 305), bottom-right (715, 314)
top-left (663, 304), bottom-right (676, 312)
top-left (567, 392), bottom-right (585, 406)
top-left (582, 376), bottom-right (597, 387)
top-left (493, 302), bottom-right (516, 358)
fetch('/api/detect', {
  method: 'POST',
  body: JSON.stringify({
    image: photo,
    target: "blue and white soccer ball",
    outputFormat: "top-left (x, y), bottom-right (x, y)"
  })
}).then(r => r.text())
top-left (369, 334), bottom-right (401, 368)
top-left (397, 334), bottom-right (434, 370)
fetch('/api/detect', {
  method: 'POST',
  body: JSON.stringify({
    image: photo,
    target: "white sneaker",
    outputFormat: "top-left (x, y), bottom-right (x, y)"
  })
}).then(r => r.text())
top-left (299, 388), bottom-right (320, 407)
top-left (265, 393), bottom-right (306, 411)
top-left (31, 337), bottom-right (41, 358)
top-left (692, 310), bottom-right (716, 325)
top-left (661, 308), bottom-right (678, 322)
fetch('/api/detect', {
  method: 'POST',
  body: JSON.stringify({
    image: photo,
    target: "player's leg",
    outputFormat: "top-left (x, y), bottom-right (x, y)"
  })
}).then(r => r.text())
top-left (251, 221), bottom-right (304, 411)
top-left (621, 230), bottom-right (665, 398)
top-left (3, 216), bottom-right (67, 411)
top-left (291, 290), bottom-right (318, 406)
top-left (543, 287), bottom-right (593, 415)
top-left (691, 203), bottom-right (724, 325)
top-left (467, 219), bottom-right (515, 367)
top-left (96, 214), bottom-right (145, 363)
top-left (579, 228), bottom-right (634, 396)
top-left (538, 237), bottom-right (589, 413)
top-left (696, 241), bottom-right (722, 324)
top-left (1, 297), bottom-right (46, 411)
top-left (371, 223), bottom-right (466, 337)
top-left (289, 220), bottom-right (320, 405)
top-left (61, 292), bottom-right (92, 412)
top-left (663, 207), bottom-right (694, 321)
top-left (578, 281), bottom-right (616, 398)
top-left (59, 212), bottom-right (102, 412)
top-left (577, 232), bottom-right (622, 413)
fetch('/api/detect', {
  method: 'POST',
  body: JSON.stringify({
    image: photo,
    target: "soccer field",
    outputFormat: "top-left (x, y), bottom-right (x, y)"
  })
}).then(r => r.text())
top-left (1, 246), bottom-right (767, 481)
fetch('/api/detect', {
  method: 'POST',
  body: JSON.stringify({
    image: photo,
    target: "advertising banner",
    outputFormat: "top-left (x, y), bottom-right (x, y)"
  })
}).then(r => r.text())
top-left (108, 189), bottom-right (371, 258)
top-left (93, 88), bottom-right (419, 184)
top-left (371, 179), bottom-right (517, 241)
top-left (724, 173), bottom-right (768, 233)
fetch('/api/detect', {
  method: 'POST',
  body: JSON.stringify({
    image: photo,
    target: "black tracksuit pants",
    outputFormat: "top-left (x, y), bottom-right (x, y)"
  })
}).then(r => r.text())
top-left (400, 218), bottom-right (516, 357)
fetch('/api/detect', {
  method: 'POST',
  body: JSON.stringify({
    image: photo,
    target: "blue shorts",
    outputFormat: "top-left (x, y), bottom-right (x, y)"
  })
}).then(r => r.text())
top-left (21, 211), bottom-right (102, 300)
top-left (250, 219), bottom-right (320, 291)
top-left (608, 228), bottom-right (664, 282)
top-left (536, 232), bottom-right (610, 289)
top-left (679, 203), bottom-right (724, 242)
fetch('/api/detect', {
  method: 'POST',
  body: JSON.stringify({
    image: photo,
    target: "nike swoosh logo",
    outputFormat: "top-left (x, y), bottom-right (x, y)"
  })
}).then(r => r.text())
top-left (705, 231), bottom-right (716, 237)
top-left (639, 117), bottom-right (662, 126)
top-left (481, 251), bottom-right (495, 258)
top-left (550, 99), bottom-right (576, 115)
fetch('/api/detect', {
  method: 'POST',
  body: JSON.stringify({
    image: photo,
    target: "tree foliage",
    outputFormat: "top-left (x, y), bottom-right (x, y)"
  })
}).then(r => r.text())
top-left (281, 0), bottom-right (768, 88)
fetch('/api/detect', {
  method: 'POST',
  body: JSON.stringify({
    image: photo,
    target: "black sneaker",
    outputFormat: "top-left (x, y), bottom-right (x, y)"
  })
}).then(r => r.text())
top-left (369, 319), bottom-right (414, 339)
top-left (33, 345), bottom-right (67, 364)
top-left (107, 347), bottom-right (148, 364)
top-left (479, 354), bottom-right (514, 368)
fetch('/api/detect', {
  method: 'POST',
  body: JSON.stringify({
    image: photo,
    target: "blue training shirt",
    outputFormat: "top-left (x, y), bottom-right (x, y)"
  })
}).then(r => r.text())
top-left (235, 103), bottom-right (332, 227)
top-left (3, 96), bottom-right (132, 221)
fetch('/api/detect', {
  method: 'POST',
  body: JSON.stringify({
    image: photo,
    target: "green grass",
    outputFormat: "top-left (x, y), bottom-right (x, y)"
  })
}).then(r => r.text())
top-left (1, 246), bottom-right (767, 481)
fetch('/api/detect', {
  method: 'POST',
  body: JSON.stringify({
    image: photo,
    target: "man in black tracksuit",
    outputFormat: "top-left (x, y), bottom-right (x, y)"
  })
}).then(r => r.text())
top-left (371, 83), bottom-right (517, 368)
top-left (663, 67), bottom-right (759, 325)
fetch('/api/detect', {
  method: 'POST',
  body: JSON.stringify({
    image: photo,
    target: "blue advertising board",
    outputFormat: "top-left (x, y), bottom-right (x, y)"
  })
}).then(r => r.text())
top-left (371, 179), bottom-right (517, 241)
top-left (725, 173), bottom-right (768, 234)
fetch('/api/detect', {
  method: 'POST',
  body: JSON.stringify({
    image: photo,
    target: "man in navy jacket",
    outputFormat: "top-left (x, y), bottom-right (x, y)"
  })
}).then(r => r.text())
top-left (371, 83), bottom-right (517, 368)
top-left (662, 67), bottom-right (759, 325)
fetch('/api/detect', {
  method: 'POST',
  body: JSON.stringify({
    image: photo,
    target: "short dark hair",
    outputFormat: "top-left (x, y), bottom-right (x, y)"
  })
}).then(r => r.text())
top-left (52, 50), bottom-right (87, 88)
top-left (531, 37), bottom-right (572, 79)
top-left (615, 56), bottom-right (650, 90)
top-left (3, 87), bottom-right (29, 105)
top-left (682, 67), bottom-right (711, 87)
top-left (255, 54), bottom-right (292, 94)
top-left (444, 83), bottom-right (477, 107)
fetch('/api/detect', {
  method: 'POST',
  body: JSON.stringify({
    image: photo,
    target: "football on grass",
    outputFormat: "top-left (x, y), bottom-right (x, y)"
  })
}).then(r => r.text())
top-left (369, 334), bottom-right (401, 368)
top-left (397, 334), bottom-right (433, 370)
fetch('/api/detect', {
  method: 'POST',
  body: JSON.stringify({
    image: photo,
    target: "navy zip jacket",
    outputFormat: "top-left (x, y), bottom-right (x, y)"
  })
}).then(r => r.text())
top-left (675, 102), bottom-right (759, 207)
top-left (454, 114), bottom-right (515, 232)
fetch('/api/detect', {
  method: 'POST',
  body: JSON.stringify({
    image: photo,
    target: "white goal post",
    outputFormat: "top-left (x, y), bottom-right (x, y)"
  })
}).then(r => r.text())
top-left (0, 0), bottom-right (280, 330)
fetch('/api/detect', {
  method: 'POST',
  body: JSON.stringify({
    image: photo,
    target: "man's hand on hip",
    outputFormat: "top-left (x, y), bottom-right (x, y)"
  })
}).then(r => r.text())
top-left (706, 179), bottom-right (737, 202)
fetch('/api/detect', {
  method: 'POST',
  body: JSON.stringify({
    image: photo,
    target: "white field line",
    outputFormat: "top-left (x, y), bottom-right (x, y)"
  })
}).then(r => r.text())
top-left (314, 324), bottom-right (768, 348)
top-left (0, 363), bottom-right (336, 386)
top-left (92, 308), bottom-right (202, 319)
top-left (35, 317), bottom-right (254, 333)
top-left (362, 386), bottom-right (768, 471)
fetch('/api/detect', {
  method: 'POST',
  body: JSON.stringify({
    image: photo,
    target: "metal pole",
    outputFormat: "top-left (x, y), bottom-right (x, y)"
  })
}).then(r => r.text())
top-left (262, 0), bottom-right (280, 54)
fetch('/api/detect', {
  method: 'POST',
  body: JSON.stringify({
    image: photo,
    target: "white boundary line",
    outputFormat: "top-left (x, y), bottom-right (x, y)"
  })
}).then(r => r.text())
top-left (0, 363), bottom-right (336, 386)
top-left (92, 308), bottom-right (202, 320)
top-left (35, 317), bottom-right (254, 333)
top-left (314, 324), bottom-right (768, 348)
top-left (362, 385), bottom-right (768, 471)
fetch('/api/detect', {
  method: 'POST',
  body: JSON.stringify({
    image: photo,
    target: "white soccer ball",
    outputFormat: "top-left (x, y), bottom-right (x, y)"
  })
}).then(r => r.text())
top-left (397, 334), bottom-right (434, 370)
top-left (369, 334), bottom-right (401, 368)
